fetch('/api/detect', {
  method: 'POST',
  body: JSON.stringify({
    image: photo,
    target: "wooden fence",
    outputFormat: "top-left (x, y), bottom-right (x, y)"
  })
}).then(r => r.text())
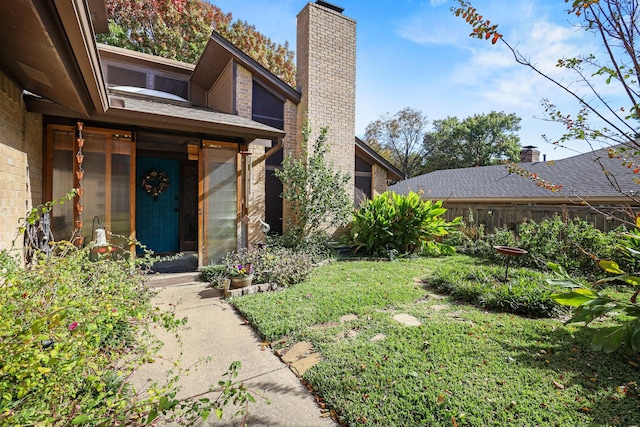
top-left (443, 203), bottom-right (637, 234)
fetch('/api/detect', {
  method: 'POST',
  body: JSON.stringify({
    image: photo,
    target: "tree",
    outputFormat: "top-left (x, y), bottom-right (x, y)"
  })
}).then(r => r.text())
top-left (98, 0), bottom-right (296, 86)
top-left (453, 0), bottom-right (640, 206)
top-left (364, 107), bottom-right (429, 178)
top-left (422, 111), bottom-right (522, 173)
top-left (217, 20), bottom-right (295, 86)
top-left (452, 0), bottom-right (640, 353)
top-left (274, 125), bottom-right (352, 241)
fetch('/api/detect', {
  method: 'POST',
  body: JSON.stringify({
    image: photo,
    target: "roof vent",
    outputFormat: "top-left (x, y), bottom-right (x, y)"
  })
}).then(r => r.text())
top-left (315, 0), bottom-right (345, 13)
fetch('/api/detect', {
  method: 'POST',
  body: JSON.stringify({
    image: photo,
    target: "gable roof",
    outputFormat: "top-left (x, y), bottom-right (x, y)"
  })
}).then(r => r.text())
top-left (355, 137), bottom-right (406, 181)
top-left (390, 146), bottom-right (639, 205)
top-left (191, 31), bottom-right (301, 104)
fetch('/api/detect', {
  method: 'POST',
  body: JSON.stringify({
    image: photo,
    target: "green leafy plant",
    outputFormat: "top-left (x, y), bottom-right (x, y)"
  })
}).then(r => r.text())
top-left (267, 231), bottom-right (336, 262)
top-left (452, 215), bottom-right (620, 277)
top-left (1, 202), bottom-right (259, 425)
top-left (548, 260), bottom-right (640, 353)
top-left (274, 123), bottom-right (352, 242)
top-left (350, 191), bottom-right (461, 257)
top-left (199, 264), bottom-right (227, 286)
top-left (223, 247), bottom-right (312, 287)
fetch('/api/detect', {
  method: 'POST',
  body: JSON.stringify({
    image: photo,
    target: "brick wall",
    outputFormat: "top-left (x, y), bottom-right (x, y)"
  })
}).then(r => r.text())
top-left (372, 164), bottom-right (388, 197)
top-left (281, 99), bottom-right (299, 230)
top-left (296, 2), bottom-right (356, 210)
top-left (0, 72), bottom-right (43, 252)
top-left (233, 63), bottom-right (268, 247)
top-left (234, 63), bottom-right (252, 119)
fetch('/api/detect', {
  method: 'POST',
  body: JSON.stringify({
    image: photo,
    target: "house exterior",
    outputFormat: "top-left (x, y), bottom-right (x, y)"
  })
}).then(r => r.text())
top-left (0, 0), bottom-right (401, 266)
top-left (390, 146), bottom-right (640, 231)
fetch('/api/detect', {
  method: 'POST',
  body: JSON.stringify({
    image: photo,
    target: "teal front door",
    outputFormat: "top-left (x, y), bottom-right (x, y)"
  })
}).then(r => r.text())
top-left (136, 157), bottom-right (180, 254)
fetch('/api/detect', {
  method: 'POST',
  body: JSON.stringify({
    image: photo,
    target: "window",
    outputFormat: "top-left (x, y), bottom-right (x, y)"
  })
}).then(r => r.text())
top-left (355, 154), bottom-right (372, 205)
top-left (48, 125), bottom-right (133, 246)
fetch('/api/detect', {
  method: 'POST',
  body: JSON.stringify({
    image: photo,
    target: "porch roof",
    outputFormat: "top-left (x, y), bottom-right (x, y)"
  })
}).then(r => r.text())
top-left (105, 95), bottom-right (285, 140)
top-left (27, 92), bottom-right (285, 141)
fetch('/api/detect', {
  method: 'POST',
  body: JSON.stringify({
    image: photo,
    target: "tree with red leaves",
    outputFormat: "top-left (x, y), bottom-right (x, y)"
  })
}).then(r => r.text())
top-left (97, 0), bottom-right (295, 86)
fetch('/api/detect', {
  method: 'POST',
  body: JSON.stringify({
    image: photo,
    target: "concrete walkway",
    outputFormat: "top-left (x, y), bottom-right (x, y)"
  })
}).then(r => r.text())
top-left (131, 278), bottom-right (338, 427)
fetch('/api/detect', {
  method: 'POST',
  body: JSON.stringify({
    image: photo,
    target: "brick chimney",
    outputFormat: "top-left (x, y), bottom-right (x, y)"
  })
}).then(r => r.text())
top-left (296, 1), bottom-right (356, 199)
top-left (520, 145), bottom-right (540, 163)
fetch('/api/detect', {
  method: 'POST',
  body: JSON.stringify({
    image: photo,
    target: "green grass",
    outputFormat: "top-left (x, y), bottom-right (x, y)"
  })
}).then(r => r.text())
top-left (231, 256), bottom-right (640, 427)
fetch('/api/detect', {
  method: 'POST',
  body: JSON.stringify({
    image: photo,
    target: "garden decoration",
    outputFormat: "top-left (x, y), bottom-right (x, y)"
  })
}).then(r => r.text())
top-left (140, 170), bottom-right (170, 200)
top-left (228, 263), bottom-right (254, 288)
top-left (494, 245), bottom-right (528, 281)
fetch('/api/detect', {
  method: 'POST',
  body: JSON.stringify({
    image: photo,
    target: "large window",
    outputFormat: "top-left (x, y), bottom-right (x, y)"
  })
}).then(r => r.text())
top-left (48, 125), bottom-right (133, 246)
top-left (355, 154), bottom-right (373, 205)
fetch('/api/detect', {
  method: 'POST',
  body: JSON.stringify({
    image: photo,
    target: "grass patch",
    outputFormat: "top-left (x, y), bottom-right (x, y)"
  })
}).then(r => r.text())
top-left (232, 259), bottom-right (428, 342)
top-left (231, 255), bottom-right (640, 426)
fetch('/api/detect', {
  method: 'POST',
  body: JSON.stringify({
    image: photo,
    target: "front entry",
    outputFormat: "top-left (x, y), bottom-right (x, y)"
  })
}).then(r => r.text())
top-left (136, 157), bottom-right (180, 254)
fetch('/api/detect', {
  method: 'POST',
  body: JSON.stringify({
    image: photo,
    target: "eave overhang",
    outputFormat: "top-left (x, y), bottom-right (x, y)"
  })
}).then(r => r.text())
top-left (355, 137), bottom-right (406, 181)
top-left (0, 0), bottom-right (108, 116)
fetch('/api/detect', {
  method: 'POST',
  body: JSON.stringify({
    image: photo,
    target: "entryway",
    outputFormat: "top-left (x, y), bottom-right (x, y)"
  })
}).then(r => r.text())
top-left (135, 133), bottom-right (198, 260)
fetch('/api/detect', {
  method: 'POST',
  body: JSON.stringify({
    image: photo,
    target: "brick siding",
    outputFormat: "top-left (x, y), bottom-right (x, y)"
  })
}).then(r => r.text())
top-left (0, 72), bottom-right (43, 252)
top-left (295, 2), bottom-right (357, 233)
top-left (372, 164), bottom-right (388, 197)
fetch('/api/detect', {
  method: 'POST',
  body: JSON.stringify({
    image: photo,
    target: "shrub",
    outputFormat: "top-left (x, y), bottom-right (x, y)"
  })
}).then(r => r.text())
top-left (267, 231), bottom-right (336, 262)
top-left (350, 192), bottom-right (461, 257)
top-left (223, 247), bottom-right (313, 287)
top-left (448, 215), bottom-right (621, 278)
top-left (2, 201), bottom-right (258, 425)
top-left (274, 124), bottom-right (352, 241)
top-left (199, 264), bottom-right (227, 287)
top-left (426, 262), bottom-right (564, 318)
top-left (0, 242), bottom-right (163, 425)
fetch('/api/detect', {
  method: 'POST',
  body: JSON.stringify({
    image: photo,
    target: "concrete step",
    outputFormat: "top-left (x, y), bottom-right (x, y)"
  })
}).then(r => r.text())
top-left (145, 272), bottom-right (201, 288)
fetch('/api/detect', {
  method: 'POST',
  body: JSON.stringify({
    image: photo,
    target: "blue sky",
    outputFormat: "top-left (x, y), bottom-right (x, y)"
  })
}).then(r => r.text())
top-left (210, 0), bottom-right (626, 160)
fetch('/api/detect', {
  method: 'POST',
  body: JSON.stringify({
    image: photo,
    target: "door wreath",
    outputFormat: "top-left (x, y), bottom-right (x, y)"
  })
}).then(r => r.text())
top-left (140, 170), bottom-right (170, 200)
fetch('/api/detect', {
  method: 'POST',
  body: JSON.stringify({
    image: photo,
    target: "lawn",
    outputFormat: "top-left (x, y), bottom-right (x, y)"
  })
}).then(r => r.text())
top-left (232, 255), bottom-right (640, 427)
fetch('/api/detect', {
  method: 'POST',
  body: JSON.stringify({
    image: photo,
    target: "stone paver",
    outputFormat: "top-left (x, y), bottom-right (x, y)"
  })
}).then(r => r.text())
top-left (392, 313), bottom-right (422, 327)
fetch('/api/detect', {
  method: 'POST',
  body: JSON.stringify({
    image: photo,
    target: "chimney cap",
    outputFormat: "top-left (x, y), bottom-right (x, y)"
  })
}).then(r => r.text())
top-left (522, 145), bottom-right (538, 150)
top-left (315, 0), bottom-right (345, 13)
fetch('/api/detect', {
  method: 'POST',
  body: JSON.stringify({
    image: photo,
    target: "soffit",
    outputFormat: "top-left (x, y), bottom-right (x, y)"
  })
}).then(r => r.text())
top-left (0, 0), bottom-right (108, 116)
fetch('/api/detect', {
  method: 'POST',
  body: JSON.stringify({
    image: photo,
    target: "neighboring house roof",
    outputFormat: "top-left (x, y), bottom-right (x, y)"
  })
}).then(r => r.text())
top-left (355, 137), bottom-right (406, 181)
top-left (390, 146), bottom-right (639, 205)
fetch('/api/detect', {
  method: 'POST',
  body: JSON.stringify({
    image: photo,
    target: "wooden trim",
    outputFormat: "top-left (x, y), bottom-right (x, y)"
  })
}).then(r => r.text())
top-left (198, 141), bottom-right (204, 266)
top-left (129, 133), bottom-right (136, 253)
top-left (202, 140), bottom-right (238, 149)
